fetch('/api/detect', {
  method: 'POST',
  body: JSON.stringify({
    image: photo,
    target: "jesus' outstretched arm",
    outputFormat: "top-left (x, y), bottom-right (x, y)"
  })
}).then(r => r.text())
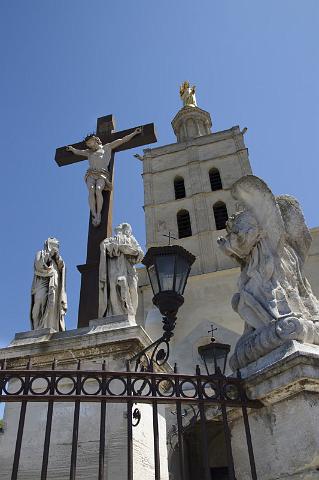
top-left (108, 127), bottom-right (142, 150)
top-left (66, 146), bottom-right (90, 156)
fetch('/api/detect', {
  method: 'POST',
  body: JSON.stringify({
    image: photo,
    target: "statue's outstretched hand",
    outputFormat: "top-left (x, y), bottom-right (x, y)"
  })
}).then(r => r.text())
top-left (66, 146), bottom-right (74, 152)
top-left (134, 127), bottom-right (142, 135)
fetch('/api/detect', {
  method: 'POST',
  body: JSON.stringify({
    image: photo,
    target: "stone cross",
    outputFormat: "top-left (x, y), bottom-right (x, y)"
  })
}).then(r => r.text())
top-left (55, 114), bottom-right (157, 327)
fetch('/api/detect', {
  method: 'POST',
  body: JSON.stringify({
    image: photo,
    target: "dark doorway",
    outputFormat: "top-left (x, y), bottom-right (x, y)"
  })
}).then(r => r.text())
top-left (184, 421), bottom-right (230, 480)
top-left (211, 466), bottom-right (229, 479)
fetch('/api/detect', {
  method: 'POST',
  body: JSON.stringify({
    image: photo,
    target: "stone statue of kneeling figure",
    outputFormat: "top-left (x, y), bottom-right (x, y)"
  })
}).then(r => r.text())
top-left (218, 175), bottom-right (319, 369)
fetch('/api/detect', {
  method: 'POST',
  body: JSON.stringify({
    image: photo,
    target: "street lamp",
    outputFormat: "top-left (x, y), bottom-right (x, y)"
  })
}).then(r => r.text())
top-left (142, 245), bottom-right (195, 341)
top-left (198, 326), bottom-right (230, 375)
top-left (131, 244), bottom-right (195, 371)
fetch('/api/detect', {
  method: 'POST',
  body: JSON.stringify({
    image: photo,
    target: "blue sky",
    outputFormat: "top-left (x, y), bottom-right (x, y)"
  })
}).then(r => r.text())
top-left (0, 0), bottom-right (318, 347)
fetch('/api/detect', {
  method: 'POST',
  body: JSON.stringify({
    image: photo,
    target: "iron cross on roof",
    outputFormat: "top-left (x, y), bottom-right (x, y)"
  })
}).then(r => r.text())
top-left (163, 232), bottom-right (177, 245)
top-left (208, 324), bottom-right (218, 342)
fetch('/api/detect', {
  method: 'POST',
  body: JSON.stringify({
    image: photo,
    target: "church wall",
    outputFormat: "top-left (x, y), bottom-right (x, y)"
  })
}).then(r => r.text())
top-left (139, 104), bottom-right (319, 379)
top-left (143, 128), bottom-right (251, 278)
top-left (138, 266), bottom-right (241, 374)
top-left (143, 128), bottom-right (243, 169)
top-left (144, 157), bottom-right (243, 209)
top-left (137, 227), bottom-right (319, 375)
top-left (231, 369), bottom-right (319, 479)
top-left (0, 328), bottom-right (170, 480)
top-left (143, 145), bottom-right (250, 208)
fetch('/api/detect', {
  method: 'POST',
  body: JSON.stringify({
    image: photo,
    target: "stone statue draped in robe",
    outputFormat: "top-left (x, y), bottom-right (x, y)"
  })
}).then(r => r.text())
top-left (99, 223), bottom-right (144, 318)
top-left (31, 237), bottom-right (67, 331)
top-left (217, 175), bottom-right (319, 369)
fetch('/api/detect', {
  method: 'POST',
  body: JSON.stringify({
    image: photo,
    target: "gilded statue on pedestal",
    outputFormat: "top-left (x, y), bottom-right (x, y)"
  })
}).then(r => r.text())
top-left (180, 81), bottom-right (197, 107)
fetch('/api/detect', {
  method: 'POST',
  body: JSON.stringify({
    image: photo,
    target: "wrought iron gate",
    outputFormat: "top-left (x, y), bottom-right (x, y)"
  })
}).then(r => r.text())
top-left (0, 359), bottom-right (261, 480)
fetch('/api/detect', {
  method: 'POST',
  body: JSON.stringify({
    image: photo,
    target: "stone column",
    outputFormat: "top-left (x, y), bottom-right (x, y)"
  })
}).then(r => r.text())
top-left (230, 341), bottom-right (319, 480)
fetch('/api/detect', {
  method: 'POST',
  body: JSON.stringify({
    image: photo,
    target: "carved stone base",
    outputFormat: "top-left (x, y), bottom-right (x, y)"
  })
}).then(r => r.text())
top-left (230, 316), bottom-right (319, 370)
top-left (9, 328), bottom-right (58, 346)
top-left (230, 341), bottom-right (319, 479)
top-left (0, 323), bottom-right (169, 480)
top-left (89, 314), bottom-right (137, 328)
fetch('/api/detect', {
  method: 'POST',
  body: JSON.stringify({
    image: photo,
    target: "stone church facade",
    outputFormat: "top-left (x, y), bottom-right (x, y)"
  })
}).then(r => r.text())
top-left (1, 88), bottom-right (319, 480)
top-left (136, 96), bottom-right (319, 375)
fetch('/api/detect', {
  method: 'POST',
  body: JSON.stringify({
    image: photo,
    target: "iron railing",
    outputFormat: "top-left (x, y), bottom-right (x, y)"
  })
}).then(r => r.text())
top-left (0, 359), bottom-right (261, 480)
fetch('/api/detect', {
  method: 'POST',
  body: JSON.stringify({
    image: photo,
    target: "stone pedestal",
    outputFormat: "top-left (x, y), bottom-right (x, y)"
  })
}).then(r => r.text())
top-left (0, 320), bottom-right (169, 480)
top-left (171, 105), bottom-right (212, 142)
top-left (90, 313), bottom-right (137, 328)
top-left (230, 341), bottom-right (319, 480)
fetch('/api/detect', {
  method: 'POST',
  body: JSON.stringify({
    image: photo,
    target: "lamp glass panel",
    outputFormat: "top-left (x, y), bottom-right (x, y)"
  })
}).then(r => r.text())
top-left (199, 345), bottom-right (229, 375)
top-left (202, 348), bottom-right (215, 375)
top-left (214, 348), bottom-right (228, 373)
top-left (148, 264), bottom-right (159, 295)
top-left (174, 256), bottom-right (190, 294)
top-left (156, 254), bottom-right (175, 292)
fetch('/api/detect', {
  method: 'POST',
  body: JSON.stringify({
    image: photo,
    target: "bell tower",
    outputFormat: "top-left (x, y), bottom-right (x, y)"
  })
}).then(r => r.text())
top-left (137, 83), bottom-right (253, 368)
top-left (137, 82), bottom-right (319, 378)
top-left (142, 83), bottom-right (252, 275)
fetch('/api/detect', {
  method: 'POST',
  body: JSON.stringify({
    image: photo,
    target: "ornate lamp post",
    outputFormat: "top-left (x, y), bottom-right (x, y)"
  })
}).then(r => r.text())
top-left (198, 326), bottom-right (231, 375)
top-left (131, 245), bottom-right (195, 371)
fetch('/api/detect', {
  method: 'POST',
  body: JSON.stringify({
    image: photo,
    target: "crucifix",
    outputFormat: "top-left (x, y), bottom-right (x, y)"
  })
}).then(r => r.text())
top-left (55, 114), bottom-right (157, 327)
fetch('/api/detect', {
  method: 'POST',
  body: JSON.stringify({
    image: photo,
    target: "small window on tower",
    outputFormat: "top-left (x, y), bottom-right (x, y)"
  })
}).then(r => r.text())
top-left (174, 176), bottom-right (186, 199)
top-left (213, 202), bottom-right (228, 230)
top-left (209, 168), bottom-right (222, 191)
top-left (177, 210), bottom-right (192, 238)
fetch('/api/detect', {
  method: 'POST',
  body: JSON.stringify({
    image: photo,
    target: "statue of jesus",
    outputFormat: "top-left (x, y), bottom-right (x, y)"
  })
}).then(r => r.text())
top-left (67, 127), bottom-right (142, 226)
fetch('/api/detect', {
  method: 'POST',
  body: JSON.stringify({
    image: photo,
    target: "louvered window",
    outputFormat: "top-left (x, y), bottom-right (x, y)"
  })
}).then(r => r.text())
top-left (177, 210), bottom-right (192, 238)
top-left (209, 168), bottom-right (222, 191)
top-left (213, 202), bottom-right (228, 230)
top-left (174, 177), bottom-right (186, 199)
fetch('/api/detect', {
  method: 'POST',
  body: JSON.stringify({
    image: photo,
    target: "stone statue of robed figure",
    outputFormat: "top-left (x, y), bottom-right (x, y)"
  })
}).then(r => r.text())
top-left (31, 237), bottom-right (67, 331)
top-left (99, 223), bottom-right (144, 318)
top-left (218, 175), bottom-right (319, 369)
top-left (66, 128), bottom-right (142, 227)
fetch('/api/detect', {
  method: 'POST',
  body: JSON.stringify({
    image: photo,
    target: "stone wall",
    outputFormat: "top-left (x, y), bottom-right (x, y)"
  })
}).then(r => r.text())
top-left (0, 322), bottom-right (169, 480)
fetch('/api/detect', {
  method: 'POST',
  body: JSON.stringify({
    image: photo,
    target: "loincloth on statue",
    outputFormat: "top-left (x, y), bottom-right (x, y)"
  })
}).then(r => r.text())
top-left (85, 168), bottom-right (113, 191)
